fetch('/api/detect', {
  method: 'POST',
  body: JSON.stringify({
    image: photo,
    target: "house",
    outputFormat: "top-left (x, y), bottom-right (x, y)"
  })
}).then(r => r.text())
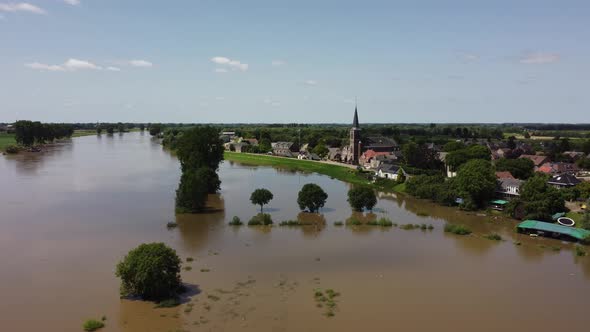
top-left (297, 151), bottom-right (321, 161)
top-left (364, 136), bottom-right (400, 153)
top-left (327, 148), bottom-right (342, 161)
top-left (538, 162), bottom-right (579, 175)
top-left (547, 174), bottom-right (581, 188)
top-left (563, 151), bottom-right (585, 161)
top-left (496, 178), bottom-right (523, 199)
top-left (495, 171), bottom-right (515, 179)
top-left (225, 142), bottom-right (247, 153)
top-left (369, 153), bottom-right (400, 170)
top-left (272, 142), bottom-right (298, 157)
top-left (243, 138), bottom-right (259, 146)
top-left (376, 164), bottom-right (405, 180)
top-left (519, 154), bottom-right (550, 168)
top-left (359, 149), bottom-right (392, 168)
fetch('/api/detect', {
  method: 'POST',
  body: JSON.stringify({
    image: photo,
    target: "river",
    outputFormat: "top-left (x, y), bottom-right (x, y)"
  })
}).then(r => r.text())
top-left (1, 132), bottom-right (589, 332)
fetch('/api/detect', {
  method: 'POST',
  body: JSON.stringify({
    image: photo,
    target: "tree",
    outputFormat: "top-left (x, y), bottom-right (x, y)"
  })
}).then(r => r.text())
top-left (402, 142), bottom-right (442, 170)
top-left (524, 132), bottom-right (531, 139)
top-left (106, 125), bottom-right (115, 134)
top-left (454, 159), bottom-right (496, 210)
top-left (175, 168), bottom-right (209, 213)
top-left (250, 188), bottom-right (274, 212)
top-left (149, 124), bottom-right (162, 136)
top-left (117, 122), bottom-right (126, 133)
top-left (312, 143), bottom-right (329, 159)
top-left (445, 145), bottom-right (491, 170)
top-left (115, 243), bottom-right (182, 301)
top-left (96, 126), bottom-right (103, 135)
top-left (297, 183), bottom-right (328, 212)
top-left (443, 141), bottom-right (466, 152)
top-left (347, 186), bottom-right (377, 212)
top-left (513, 174), bottom-right (565, 221)
top-left (139, 124), bottom-right (145, 131)
top-left (495, 158), bottom-right (535, 179)
top-left (199, 167), bottom-right (221, 194)
top-left (176, 126), bottom-right (224, 172)
top-left (396, 168), bottom-right (406, 184)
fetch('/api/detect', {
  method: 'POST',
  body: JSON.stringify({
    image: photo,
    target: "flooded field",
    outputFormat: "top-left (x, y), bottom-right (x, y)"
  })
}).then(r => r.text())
top-left (1, 132), bottom-right (589, 332)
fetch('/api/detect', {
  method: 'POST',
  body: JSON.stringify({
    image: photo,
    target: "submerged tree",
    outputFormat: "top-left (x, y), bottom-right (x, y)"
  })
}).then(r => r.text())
top-left (297, 183), bottom-right (328, 213)
top-left (115, 243), bottom-right (182, 301)
top-left (454, 159), bottom-right (496, 210)
top-left (175, 126), bottom-right (224, 172)
top-left (347, 186), bottom-right (377, 212)
top-left (250, 188), bottom-right (274, 213)
top-left (175, 168), bottom-right (209, 213)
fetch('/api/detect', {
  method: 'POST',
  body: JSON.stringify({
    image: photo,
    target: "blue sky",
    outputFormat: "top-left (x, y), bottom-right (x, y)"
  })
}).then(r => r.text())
top-left (1, 0), bottom-right (589, 123)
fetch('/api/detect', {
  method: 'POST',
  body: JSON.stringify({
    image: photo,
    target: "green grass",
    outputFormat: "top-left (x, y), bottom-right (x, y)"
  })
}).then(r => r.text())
top-left (0, 133), bottom-right (16, 152)
top-left (444, 224), bottom-right (472, 235)
top-left (225, 152), bottom-right (371, 185)
top-left (82, 319), bottom-right (105, 331)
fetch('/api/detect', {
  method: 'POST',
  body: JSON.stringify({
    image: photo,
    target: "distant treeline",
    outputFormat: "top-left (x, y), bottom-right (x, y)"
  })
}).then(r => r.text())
top-left (14, 120), bottom-right (74, 146)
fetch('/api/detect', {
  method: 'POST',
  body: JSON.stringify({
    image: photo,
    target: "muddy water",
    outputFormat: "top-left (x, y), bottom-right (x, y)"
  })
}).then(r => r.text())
top-left (1, 132), bottom-right (589, 332)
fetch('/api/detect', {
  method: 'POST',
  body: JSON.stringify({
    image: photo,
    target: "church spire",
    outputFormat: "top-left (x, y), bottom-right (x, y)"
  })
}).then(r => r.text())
top-left (352, 104), bottom-right (359, 128)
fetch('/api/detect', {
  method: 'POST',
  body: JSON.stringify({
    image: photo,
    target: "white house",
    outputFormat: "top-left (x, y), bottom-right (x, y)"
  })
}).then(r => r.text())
top-left (376, 164), bottom-right (404, 180)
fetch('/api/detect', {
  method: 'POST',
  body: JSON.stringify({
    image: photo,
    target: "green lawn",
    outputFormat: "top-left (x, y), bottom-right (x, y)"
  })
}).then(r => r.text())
top-left (224, 152), bottom-right (406, 193)
top-left (0, 133), bottom-right (16, 151)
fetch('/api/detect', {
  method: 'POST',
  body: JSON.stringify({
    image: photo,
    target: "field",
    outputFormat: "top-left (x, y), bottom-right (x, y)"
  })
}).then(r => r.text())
top-left (0, 133), bottom-right (16, 151)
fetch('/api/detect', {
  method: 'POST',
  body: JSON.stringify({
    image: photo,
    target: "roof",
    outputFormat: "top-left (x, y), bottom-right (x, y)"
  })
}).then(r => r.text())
top-left (490, 200), bottom-right (509, 205)
top-left (548, 173), bottom-right (581, 186)
top-left (361, 149), bottom-right (391, 160)
top-left (519, 154), bottom-right (548, 166)
top-left (378, 164), bottom-right (401, 174)
top-left (495, 171), bottom-right (515, 179)
top-left (352, 106), bottom-right (359, 128)
top-left (498, 178), bottom-right (523, 189)
top-left (271, 141), bottom-right (294, 149)
top-left (518, 220), bottom-right (590, 241)
top-left (364, 136), bottom-right (399, 148)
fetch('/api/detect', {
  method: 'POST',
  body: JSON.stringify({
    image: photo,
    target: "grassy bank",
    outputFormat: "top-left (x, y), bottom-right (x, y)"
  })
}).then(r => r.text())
top-left (224, 152), bottom-right (406, 193)
top-left (0, 133), bottom-right (16, 151)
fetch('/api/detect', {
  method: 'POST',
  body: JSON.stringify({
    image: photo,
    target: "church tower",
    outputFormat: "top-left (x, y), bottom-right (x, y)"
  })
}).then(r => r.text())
top-left (350, 105), bottom-right (361, 164)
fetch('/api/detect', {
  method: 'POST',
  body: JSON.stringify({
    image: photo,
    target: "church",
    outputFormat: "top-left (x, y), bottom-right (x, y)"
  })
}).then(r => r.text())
top-left (339, 107), bottom-right (400, 165)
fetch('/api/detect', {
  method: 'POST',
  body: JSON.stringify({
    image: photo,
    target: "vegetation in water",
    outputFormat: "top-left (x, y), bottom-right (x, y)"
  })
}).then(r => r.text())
top-left (115, 243), bottom-right (183, 301)
top-left (484, 233), bottom-right (503, 241)
top-left (313, 288), bottom-right (341, 317)
top-left (574, 245), bottom-right (587, 257)
top-left (347, 186), bottom-right (377, 212)
top-left (333, 221), bottom-right (344, 226)
top-left (444, 224), bottom-right (472, 235)
top-left (346, 218), bottom-right (362, 226)
top-left (228, 216), bottom-right (243, 226)
top-left (297, 183), bottom-right (328, 213)
top-left (367, 217), bottom-right (394, 227)
top-left (250, 188), bottom-right (274, 213)
top-left (248, 213), bottom-right (273, 226)
top-left (82, 319), bottom-right (105, 332)
top-left (154, 298), bottom-right (181, 308)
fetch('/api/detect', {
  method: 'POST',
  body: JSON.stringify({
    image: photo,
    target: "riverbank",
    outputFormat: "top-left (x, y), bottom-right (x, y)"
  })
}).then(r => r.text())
top-left (0, 133), bottom-right (16, 151)
top-left (224, 152), bottom-right (406, 192)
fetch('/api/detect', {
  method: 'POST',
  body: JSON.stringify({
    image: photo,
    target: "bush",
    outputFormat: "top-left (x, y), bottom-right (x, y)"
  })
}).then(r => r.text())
top-left (175, 168), bottom-right (209, 213)
top-left (444, 224), bottom-right (472, 235)
top-left (4, 145), bottom-right (20, 154)
top-left (346, 218), bottom-right (362, 226)
top-left (83, 319), bottom-right (105, 332)
top-left (484, 233), bottom-right (503, 241)
top-left (367, 217), bottom-right (393, 227)
top-left (279, 220), bottom-right (301, 226)
top-left (248, 213), bottom-right (273, 226)
top-left (115, 243), bottom-right (183, 301)
top-left (333, 221), bottom-right (344, 226)
top-left (229, 216), bottom-right (243, 226)
top-left (154, 298), bottom-right (180, 308)
top-left (575, 245), bottom-right (587, 257)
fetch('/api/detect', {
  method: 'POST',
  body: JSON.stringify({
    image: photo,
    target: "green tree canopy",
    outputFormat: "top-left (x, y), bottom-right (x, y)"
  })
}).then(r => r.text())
top-left (495, 158), bottom-right (535, 179)
top-left (402, 142), bottom-right (442, 170)
top-left (443, 141), bottom-right (466, 152)
top-left (454, 159), bottom-right (496, 210)
top-left (512, 174), bottom-right (565, 221)
top-left (445, 145), bottom-right (491, 170)
top-left (176, 126), bottom-right (224, 172)
top-left (297, 183), bottom-right (328, 212)
top-left (312, 143), bottom-right (329, 159)
top-left (149, 124), bottom-right (162, 136)
top-left (347, 186), bottom-right (377, 212)
top-left (250, 188), bottom-right (274, 212)
top-left (175, 168), bottom-right (210, 213)
top-left (115, 243), bottom-right (182, 301)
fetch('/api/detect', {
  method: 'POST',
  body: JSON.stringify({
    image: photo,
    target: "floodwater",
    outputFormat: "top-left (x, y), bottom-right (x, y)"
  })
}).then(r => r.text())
top-left (1, 132), bottom-right (589, 332)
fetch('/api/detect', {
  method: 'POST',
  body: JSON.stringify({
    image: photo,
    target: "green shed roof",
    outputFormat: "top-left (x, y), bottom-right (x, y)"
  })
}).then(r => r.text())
top-left (551, 212), bottom-right (566, 220)
top-left (517, 220), bottom-right (590, 241)
top-left (490, 200), bottom-right (509, 205)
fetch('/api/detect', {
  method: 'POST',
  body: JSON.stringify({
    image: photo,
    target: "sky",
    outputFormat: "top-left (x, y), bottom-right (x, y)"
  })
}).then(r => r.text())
top-left (0, 0), bottom-right (589, 123)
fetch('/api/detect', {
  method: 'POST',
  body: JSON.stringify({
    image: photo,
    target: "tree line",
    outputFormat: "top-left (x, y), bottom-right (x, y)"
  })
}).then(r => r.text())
top-left (14, 120), bottom-right (74, 146)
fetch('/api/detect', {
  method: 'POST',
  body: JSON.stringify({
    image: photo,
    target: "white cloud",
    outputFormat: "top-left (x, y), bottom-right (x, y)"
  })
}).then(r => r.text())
top-left (304, 80), bottom-right (318, 86)
top-left (63, 0), bottom-right (80, 5)
top-left (457, 52), bottom-right (479, 63)
top-left (26, 58), bottom-right (102, 72)
top-left (0, 3), bottom-right (46, 14)
top-left (210, 56), bottom-right (248, 72)
top-left (519, 53), bottom-right (560, 64)
top-left (214, 68), bottom-right (228, 73)
top-left (106, 66), bottom-right (121, 72)
top-left (129, 59), bottom-right (153, 67)
top-left (271, 60), bottom-right (286, 67)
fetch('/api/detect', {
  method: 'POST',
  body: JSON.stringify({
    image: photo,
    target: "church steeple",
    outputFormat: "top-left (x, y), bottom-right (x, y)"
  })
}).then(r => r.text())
top-left (352, 106), bottom-right (359, 128)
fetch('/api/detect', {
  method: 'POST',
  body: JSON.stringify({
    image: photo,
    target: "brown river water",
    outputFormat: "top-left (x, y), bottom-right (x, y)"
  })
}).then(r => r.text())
top-left (1, 132), bottom-right (589, 332)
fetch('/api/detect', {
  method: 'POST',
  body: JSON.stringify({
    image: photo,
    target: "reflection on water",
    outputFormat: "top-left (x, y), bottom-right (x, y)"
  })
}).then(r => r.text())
top-left (1, 132), bottom-right (589, 332)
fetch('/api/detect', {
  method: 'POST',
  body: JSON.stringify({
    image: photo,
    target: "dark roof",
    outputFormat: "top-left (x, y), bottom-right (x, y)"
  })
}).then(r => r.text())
top-left (352, 107), bottom-right (359, 128)
top-left (378, 164), bottom-right (401, 174)
top-left (548, 174), bottom-right (581, 186)
top-left (498, 178), bottom-right (523, 190)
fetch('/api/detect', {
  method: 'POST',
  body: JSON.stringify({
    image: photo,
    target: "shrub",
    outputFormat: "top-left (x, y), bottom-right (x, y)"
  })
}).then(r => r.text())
top-left (400, 224), bottom-right (417, 230)
top-left (228, 216), bottom-right (243, 226)
top-left (444, 224), bottom-right (472, 235)
top-left (154, 298), bottom-right (181, 308)
top-left (374, 217), bottom-right (393, 227)
top-left (279, 220), bottom-right (301, 226)
top-left (333, 221), bottom-right (344, 226)
top-left (484, 233), bottom-right (503, 241)
top-left (346, 218), bottom-right (362, 226)
top-left (115, 243), bottom-right (183, 301)
top-left (575, 245), bottom-right (587, 257)
top-left (83, 319), bottom-right (105, 332)
top-left (4, 145), bottom-right (20, 154)
top-left (248, 213), bottom-right (273, 226)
